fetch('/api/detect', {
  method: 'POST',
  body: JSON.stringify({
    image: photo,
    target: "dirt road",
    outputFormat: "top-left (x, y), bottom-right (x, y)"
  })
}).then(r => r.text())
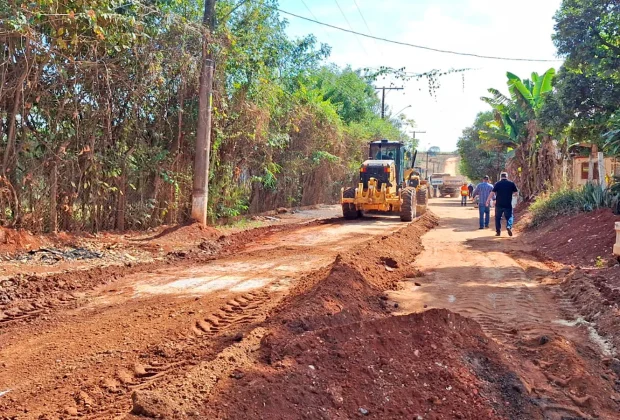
top-left (1, 200), bottom-right (619, 419)
top-left (389, 198), bottom-right (619, 419)
top-left (0, 209), bottom-right (408, 419)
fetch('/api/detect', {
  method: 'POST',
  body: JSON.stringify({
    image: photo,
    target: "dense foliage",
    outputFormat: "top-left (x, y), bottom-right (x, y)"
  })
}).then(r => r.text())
top-left (0, 0), bottom-right (414, 231)
top-left (546, 0), bottom-right (620, 145)
top-left (460, 0), bottom-right (619, 200)
top-left (529, 183), bottom-right (616, 226)
top-left (457, 111), bottom-right (507, 182)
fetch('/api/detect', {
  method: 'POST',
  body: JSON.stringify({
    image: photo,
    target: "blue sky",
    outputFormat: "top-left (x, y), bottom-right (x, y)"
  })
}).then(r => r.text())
top-left (279, 0), bottom-right (563, 151)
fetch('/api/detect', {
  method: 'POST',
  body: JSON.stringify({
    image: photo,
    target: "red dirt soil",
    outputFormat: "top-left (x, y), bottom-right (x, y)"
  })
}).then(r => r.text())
top-left (0, 219), bottom-right (326, 326)
top-left (520, 208), bottom-right (620, 267)
top-left (204, 310), bottom-right (534, 420)
top-left (124, 212), bottom-right (536, 419)
top-left (518, 208), bottom-right (620, 352)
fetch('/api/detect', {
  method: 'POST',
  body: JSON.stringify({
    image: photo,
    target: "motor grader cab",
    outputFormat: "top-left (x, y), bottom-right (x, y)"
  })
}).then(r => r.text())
top-left (341, 139), bottom-right (428, 221)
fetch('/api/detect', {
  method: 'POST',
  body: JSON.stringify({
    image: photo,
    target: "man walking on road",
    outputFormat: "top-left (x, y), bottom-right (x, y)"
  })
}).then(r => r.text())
top-left (472, 176), bottom-right (493, 229)
top-left (460, 183), bottom-right (469, 206)
top-left (486, 172), bottom-right (518, 237)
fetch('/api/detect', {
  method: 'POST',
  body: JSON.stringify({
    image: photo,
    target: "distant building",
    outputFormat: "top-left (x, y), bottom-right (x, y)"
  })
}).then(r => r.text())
top-left (570, 155), bottom-right (620, 187)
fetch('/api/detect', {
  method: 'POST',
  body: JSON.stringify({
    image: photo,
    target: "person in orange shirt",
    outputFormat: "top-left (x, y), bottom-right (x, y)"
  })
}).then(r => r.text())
top-left (460, 183), bottom-right (469, 206)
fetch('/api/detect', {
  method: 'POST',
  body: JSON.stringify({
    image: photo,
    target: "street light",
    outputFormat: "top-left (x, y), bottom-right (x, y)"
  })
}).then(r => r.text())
top-left (393, 105), bottom-right (412, 117)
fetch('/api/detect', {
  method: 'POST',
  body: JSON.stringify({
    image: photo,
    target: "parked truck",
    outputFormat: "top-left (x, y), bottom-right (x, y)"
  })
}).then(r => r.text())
top-left (437, 174), bottom-right (466, 197)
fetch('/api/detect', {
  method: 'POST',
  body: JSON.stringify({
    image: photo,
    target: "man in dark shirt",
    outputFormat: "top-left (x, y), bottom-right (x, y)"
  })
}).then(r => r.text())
top-left (486, 172), bottom-right (518, 237)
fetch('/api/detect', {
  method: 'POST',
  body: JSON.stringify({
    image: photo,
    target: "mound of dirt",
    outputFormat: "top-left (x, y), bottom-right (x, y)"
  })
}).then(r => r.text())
top-left (0, 226), bottom-right (45, 254)
top-left (202, 309), bottom-right (534, 420)
top-left (521, 208), bottom-right (619, 267)
top-left (131, 222), bottom-right (220, 252)
top-left (191, 213), bottom-right (534, 419)
top-left (266, 213), bottom-right (439, 337)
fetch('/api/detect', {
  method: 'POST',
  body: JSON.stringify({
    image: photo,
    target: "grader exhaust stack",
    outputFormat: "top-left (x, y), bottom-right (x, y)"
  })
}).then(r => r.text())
top-left (340, 140), bottom-right (428, 221)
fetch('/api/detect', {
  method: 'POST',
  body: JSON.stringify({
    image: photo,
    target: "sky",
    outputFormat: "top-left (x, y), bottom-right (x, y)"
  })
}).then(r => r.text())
top-left (279, 0), bottom-right (563, 152)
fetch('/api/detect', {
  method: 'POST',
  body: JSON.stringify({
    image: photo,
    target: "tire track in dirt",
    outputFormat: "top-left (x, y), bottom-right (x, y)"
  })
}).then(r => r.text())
top-left (0, 214), bottom-right (416, 419)
top-left (389, 199), bottom-right (620, 419)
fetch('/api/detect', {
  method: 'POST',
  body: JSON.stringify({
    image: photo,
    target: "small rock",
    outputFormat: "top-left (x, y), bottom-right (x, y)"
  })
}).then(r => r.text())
top-left (414, 282), bottom-right (422, 287)
top-left (539, 335), bottom-right (550, 345)
top-left (64, 406), bottom-right (78, 416)
top-left (414, 350), bottom-right (420, 357)
top-left (308, 365), bottom-right (316, 370)
top-left (385, 266), bottom-right (394, 272)
top-left (359, 407), bottom-right (369, 416)
top-left (393, 303), bottom-right (399, 308)
top-left (230, 370), bottom-right (245, 380)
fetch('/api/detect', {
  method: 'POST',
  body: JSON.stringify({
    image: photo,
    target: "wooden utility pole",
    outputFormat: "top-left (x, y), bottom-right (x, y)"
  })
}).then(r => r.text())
top-left (375, 86), bottom-right (403, 119)
top-left (192, 0), bottom-right (217, 225)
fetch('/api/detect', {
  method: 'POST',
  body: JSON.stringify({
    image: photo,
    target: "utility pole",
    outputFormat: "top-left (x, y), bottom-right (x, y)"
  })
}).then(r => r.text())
top-left (409, 130), bottom-right (426, 175)
top-left (192, 0), bottom-right (217, 226)
top-left (375, 86), bottom-right (403, 119)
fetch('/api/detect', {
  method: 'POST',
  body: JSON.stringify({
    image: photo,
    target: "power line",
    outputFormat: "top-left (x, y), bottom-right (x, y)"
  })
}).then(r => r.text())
top-left (332, 0), bottom-right (369, 56)
top-left (351, 0), bottom-right (383, 56)
top-left (275, 6), bottom-right (562, 62)
top-left (300, 0), bottom-right (319, 21)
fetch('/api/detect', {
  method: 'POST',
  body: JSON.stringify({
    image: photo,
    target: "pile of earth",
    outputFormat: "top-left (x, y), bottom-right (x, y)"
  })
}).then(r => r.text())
top-left (201, 309), bottom-right (534, 420)
top-left (154, 212), bottom-right (534, 420)
top-left (0, 226), bottom-right (45, 255)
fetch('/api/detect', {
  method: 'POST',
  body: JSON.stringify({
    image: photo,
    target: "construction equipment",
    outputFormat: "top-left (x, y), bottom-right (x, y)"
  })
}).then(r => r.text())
top-left (340, 139), bottom-right (428, 221)
top-left (438, 175), bottom-right (466, 197)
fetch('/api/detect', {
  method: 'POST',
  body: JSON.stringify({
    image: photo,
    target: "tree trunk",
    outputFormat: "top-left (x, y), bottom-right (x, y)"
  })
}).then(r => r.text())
top-left (116, 170), bottom-right (126, 231)
top-left (2, 44), bottom-right (30, 176)
top-left (50, 161), bottom-right (58, 233)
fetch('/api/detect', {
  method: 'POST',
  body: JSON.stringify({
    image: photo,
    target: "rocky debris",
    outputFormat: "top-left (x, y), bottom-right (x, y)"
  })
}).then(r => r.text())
top-left (20, 247), bottom-right (103, 263)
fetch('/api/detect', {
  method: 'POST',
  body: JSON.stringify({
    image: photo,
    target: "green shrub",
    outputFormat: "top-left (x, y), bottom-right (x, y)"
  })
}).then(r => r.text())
top-left (529, 183), bottom-right (614, 226)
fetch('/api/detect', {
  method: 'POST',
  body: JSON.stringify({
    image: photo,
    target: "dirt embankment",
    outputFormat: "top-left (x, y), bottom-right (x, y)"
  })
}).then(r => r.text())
top-left (128, 212), bottom-right (538, 419)
top-left (520, 208), bottom-right (619, 267)
top-left (520, 208), bottom-right (620, 351)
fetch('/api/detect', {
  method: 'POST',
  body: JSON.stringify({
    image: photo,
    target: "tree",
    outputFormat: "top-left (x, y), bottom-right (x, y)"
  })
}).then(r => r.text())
top-left (547, 0), bottom-right (620, 145)
top-left (481, 69), bottom-right (558, 198)
top-left (457, 112), bottom-right (507, 181)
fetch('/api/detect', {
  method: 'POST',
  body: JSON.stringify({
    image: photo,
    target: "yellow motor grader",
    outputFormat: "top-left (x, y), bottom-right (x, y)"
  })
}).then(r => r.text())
top-left (341, 139), bottom-right (428, 221)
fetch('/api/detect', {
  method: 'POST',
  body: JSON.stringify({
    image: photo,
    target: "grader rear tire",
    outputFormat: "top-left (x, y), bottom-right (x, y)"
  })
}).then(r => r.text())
top-left (416, 187), bottom-right (428, 215)
top-left (342, 187), bottom-right (358, 220)
top-left (400, 188), bottom-right (417, 222)
top-left (416, 188), bottom-right (428, 205)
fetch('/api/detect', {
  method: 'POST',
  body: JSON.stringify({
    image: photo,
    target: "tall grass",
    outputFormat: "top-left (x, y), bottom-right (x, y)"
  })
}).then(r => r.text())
top-left (529, 183), bottom-right (613, 227)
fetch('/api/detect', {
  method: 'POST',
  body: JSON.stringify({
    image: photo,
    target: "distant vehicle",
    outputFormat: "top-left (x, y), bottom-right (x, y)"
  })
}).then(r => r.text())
top-left (430, 173), bottom-right (465, 198)
top-left (430, 173), bottom-right (449, 187)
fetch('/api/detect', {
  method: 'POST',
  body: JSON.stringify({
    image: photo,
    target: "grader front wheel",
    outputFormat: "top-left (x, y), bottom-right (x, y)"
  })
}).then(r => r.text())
top-left (400, 188), bottom-right (417, 222)
top-left (342, 187), bottom-right (359, 219)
